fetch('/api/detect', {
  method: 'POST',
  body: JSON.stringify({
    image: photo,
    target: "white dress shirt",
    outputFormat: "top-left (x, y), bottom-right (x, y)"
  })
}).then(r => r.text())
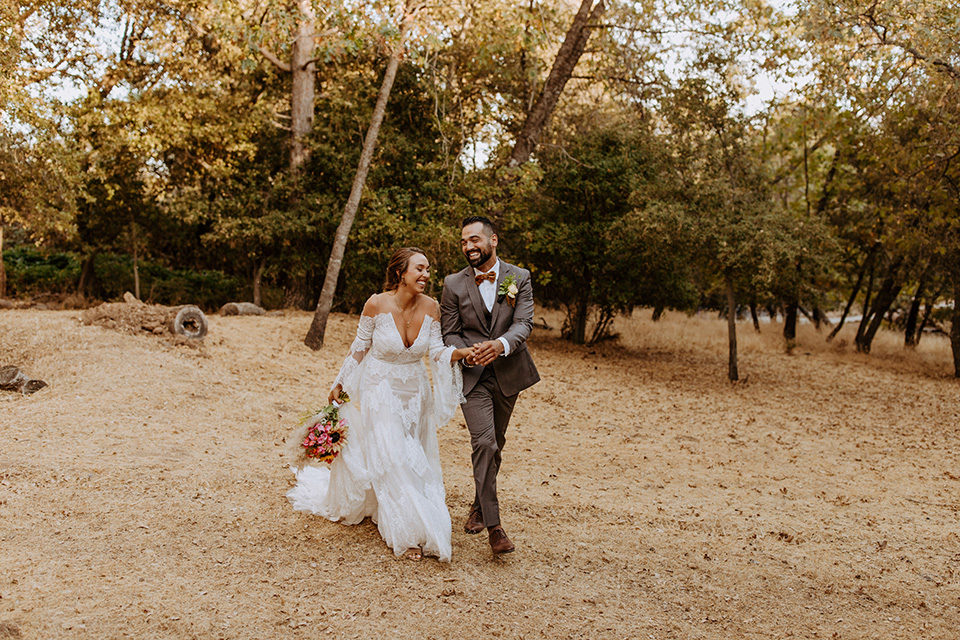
top-left (473, 259), bottom-right (511, 356)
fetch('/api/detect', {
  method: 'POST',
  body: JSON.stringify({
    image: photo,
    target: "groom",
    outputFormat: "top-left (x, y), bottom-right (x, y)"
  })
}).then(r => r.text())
top-left (440, 216), bottom-right (540, 555)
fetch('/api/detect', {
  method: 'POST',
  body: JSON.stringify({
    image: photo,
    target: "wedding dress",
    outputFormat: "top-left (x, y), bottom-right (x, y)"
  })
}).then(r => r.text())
top-left (287, 312), bottom-right (463, 561)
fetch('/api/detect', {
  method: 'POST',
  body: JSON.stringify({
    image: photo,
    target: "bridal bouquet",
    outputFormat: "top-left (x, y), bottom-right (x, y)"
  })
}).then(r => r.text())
top-left (286, 392), bottom-right (350, 470)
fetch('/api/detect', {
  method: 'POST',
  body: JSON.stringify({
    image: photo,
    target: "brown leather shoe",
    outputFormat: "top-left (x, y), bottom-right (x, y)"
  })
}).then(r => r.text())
top-left (464, 507), bottom-right (484, 535)
top-left (488, 525), bottom-right (515, 555)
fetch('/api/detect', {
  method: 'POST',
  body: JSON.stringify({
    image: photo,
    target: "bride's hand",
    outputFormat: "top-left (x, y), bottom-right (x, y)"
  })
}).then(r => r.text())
top-left (328, 384), bottom-right (343, 405)
top-left (452, 347), bottom-right (475, 363)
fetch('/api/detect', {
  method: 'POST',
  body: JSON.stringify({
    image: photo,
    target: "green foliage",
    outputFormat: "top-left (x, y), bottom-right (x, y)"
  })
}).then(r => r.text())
top-left (2, 246), bottom-right (80, 296)
top-left (2, 245), bottom-right (246, 309)
top-left (5, 0), bottom-right (959, 367)
top-left (99, 257), bottom-right (245, 310)
top-left (515, 116), bottom-right (696, 344)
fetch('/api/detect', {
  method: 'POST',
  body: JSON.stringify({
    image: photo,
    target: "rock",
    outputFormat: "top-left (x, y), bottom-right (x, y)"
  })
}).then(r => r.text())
top-left (0, 366), bottom-right (47, 395)
top-left (0, 299), bottom-right (13, 310)
top-left (220, 302), bottom-right (266, 316)
top-left (123, 291), bottom-right (145, 305)
top-left (0, 366), bottom-right (24, 388)
top-left (23, 379), bottom-right (47, 394)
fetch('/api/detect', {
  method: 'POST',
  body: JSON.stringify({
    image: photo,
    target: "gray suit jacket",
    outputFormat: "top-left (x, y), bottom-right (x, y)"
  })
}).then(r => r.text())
top-left (440, 260), bottom-right (540, 397)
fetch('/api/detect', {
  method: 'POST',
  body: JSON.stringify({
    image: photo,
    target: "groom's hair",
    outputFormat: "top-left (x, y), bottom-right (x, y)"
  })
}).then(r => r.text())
top-left (462, 215), bottom-right (496, 237)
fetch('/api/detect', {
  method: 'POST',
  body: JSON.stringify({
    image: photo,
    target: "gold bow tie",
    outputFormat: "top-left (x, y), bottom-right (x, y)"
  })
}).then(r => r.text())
top-left (474, 271), bottom-right (496, 286)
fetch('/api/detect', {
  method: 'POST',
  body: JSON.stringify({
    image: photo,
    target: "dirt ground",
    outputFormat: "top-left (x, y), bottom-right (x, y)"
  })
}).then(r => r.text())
top-left (1, 307), bottom-right (958, 639)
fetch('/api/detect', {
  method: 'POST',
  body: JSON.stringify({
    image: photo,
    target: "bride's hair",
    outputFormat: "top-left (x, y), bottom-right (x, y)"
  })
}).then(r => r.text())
top-left (383, 247), bottom-right (427, 292)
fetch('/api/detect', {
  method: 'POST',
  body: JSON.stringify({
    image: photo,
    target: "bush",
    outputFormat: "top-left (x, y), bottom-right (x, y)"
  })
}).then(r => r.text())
top-left (93, 254), bottom-right (245, 310)
top-left (2, 246), bottom-right (81, 296)
top-left (1, 247), bottom-right (246, 310)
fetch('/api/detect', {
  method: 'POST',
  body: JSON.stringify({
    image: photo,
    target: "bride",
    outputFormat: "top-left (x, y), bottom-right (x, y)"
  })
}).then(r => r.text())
top-left (287, 247), bottom-right (473, 561)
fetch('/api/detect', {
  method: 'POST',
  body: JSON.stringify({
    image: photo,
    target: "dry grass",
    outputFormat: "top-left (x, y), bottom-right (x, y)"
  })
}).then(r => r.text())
top-left (604, 308), bottom-right (956, 378)
top-left (1, 307), bottom-right (959, 639)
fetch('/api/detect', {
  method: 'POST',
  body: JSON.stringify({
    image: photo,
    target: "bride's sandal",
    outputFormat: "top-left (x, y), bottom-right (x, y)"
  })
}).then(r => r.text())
top-left (403, 547), bottom-right (422, 561)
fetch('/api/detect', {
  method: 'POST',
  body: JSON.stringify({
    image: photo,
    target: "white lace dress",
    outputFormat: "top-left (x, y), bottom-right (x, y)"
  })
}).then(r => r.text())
top-left (287, 312), bottom-right (463, 561)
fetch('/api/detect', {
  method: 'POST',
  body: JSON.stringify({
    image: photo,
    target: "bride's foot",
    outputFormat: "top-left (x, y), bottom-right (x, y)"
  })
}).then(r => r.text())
top-left (403, 547), bottom-right (422, 561)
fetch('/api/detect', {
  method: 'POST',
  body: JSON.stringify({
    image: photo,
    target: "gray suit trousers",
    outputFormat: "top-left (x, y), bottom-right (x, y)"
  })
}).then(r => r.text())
top-left (460, 368), bottom-right (517, 528)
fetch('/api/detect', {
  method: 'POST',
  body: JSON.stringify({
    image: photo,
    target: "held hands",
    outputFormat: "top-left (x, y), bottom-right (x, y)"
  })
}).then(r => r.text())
top-left (452, 346), bottom-right (476, 363)
top-left (467, 339), bottom-right (504, 367)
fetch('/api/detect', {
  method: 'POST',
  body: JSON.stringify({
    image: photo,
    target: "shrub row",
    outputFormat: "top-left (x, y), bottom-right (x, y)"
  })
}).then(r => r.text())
top-left (2, 247), bottom-right (250, 310)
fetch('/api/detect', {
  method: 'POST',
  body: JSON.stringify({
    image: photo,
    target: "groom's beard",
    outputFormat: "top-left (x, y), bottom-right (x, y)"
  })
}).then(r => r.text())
top-left (465, 244), bottom-right (493, 268)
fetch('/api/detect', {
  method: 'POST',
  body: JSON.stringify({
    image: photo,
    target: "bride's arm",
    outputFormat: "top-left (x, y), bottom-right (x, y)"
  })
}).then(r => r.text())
top-left (330, 296), bottom-right (377, 401)
top-left (427, 301), bottom-right (473, 363)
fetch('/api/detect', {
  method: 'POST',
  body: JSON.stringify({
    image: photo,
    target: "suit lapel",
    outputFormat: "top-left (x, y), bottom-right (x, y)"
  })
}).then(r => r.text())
top-left (463, 267), bottom-right (491, 332)
top-left (490, 262), bottom-right (510, 330)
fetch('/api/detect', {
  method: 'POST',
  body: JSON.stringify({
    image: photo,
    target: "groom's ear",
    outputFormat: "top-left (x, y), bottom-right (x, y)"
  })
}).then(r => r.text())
top-left (491, 234), bottom-right (498, 249)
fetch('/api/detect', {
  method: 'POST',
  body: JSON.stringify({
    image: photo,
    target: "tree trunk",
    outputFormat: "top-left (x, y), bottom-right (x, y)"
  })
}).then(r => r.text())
top-left (507, 0), bottom-right (605, 168)
top-left (856, 266), bottom-right (903, 354)
top-left (904, 267), bottom-right (929, 347)
top-left (797, 305), bottom-right (821, 331)
top-left (289, 0), bottom-right (317, 172)
top-left (589, 307), bottom-right (615, 343)
top-left (652, 306), bottom-right (664, 322)
top-left (726, 278), bottom-right (738, 381)
top-left (952, 274), bottom-right (960, 378)
top-left (255, 0), bottom-right (317, 173)
top-left (304, 8), bottom-right (411, 350)
top-left (814, 148), bottom-right (840, 215)
top-left (904, 297), bottom-right (921, 347)
top-left (749, 301), bottom-right (760, 332)
top-left (811, 307), bottom-right (829, 329)
top-left (855, 256), bottom-right (878, 346)
top-left (283, 274), bottom-right (311, 310)
top-left (132, 223), bottom-right (140, 300)
top-left (0, 223), bottom-right (6, 299)
top-left (572, 287), bottom-right (590, 345)
top-left (829, 244), bottom-right (877, 342)
top-left (252, 258), bottom-right (266, 307)
top-left (783, 300), bottom-right (798, 342)
top-left (77, 254), bottom-right (98, 298)
top-left (914, 284), bottom-right (943, 347)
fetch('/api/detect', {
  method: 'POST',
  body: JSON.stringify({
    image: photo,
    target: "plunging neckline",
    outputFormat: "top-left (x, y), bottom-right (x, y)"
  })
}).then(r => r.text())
top-left (379, 312), bottom-right (431, 349)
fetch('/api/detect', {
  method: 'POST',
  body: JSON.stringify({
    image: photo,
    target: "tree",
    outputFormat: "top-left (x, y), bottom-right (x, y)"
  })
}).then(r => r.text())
top-left (228, 0), bottom-right (345, 173)
top-left (0, 129), bottom-right (79, 298)
top-left (518, 113), bottom-right (695, 344)
top-left (304, 1), bottom-right (416, 349)
top-left (799, 0), bottom-right (960, 358)
top-left (507, 0), bottom-right (606, 169)
top-left (658, 71), bottom-right (800, 380)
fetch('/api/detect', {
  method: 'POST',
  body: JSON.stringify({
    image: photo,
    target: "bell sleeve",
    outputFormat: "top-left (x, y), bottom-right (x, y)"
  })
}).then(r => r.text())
top-left (428, 318), bottom-right (464, 426)
top-left (332, 314), bottom-right (375, 399)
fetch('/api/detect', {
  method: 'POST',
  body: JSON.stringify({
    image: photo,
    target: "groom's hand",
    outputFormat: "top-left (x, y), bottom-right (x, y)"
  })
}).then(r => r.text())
top-left (472, 340), bottom-right (504, 366)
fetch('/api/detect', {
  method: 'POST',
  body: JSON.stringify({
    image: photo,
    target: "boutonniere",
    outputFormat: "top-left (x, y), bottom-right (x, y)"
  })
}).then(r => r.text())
top-left (497, 275), bottom-right (519, 307)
